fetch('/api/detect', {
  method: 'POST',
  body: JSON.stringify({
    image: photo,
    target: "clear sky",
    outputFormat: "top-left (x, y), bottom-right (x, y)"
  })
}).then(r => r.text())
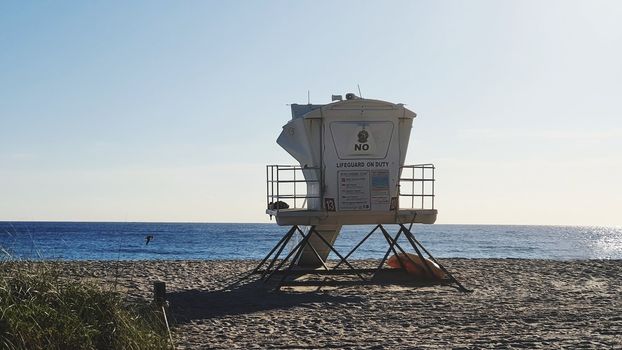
top-left (1, 1), bottom-right (620, 225)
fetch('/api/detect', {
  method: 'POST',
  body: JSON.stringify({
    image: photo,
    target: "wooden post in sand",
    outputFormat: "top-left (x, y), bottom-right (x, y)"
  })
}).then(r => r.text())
top-left (153, 281), bottom-right (175, 347)
top-left (153, 281), bottom-right (166, 306)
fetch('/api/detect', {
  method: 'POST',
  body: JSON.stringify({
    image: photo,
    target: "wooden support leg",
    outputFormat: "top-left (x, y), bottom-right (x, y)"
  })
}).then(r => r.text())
top-left (399, 224), bottom-right (471, 293)
top-left (253, 225), bottom-right (297, 275)
top-left (277, 226), bottom-right (316, 286)
top-left (379, 225), bottom-right (435, 280)
top-left (376, 225), bottom-right (406, 273)
top-left (399, 227), bottom-right (437, 279)
top-left (259, 225), bottom-right (297, 280)
top-left (264, 226), bottom-right (313, 282)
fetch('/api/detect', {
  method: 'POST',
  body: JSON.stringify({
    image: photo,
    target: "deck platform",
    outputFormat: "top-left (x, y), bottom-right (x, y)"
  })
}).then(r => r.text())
top-left (266, 208), bottom-right (438, 226)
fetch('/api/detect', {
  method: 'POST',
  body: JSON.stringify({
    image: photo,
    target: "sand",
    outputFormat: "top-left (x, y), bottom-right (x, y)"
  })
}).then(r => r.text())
top-left (9, 259), bottom-right (622, 349)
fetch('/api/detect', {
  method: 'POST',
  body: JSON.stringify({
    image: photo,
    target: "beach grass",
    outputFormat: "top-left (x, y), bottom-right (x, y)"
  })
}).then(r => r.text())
top-left (0, 262), bottom-right (170, 350)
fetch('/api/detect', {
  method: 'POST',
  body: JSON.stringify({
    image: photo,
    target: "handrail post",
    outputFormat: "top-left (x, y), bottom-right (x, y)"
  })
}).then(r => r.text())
top-left (293, 166), bottom-right (297, 208)
top-left (266, 165), bottom-right (270, 210)
top-left (271, 166), bottom-right (275, 208)
top-left (432, 165), bottom-right (435, 209)
top-left (421, 166), bottom-right (424, 209)
top-left (411, 166), bottom-right (415, 208)
top-left (276, 166), bottom-right (280, 212)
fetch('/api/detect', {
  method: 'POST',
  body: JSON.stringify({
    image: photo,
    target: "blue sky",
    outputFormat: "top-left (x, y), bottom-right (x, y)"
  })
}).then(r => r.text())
top-left (1, 1), bottom-right (620, 225)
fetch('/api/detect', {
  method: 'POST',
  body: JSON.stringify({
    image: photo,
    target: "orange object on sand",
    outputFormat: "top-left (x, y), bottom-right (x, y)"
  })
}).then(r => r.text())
top-left (387, 253), bottom-right (446, 279)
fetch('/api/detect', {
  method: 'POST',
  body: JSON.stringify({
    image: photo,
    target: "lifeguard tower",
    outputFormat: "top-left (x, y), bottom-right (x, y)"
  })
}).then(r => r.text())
top-left (253, 93), bottom-right (468, 292)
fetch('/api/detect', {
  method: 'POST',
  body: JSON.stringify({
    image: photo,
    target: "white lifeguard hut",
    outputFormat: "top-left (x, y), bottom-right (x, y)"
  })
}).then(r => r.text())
top-left (253, 93), bottom-right (468, 292)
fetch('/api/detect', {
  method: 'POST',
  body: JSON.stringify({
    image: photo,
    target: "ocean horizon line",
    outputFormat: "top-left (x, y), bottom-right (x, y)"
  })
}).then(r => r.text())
top-left (0, 220), bottom-right (619, 229)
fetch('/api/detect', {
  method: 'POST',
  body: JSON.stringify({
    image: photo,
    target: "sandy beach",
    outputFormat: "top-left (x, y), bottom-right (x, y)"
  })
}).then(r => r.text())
top-left (9, 259), bottom-right (622, 349)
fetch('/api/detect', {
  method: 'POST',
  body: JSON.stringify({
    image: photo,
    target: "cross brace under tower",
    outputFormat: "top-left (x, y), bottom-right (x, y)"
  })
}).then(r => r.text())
top-left (250, 224), bottom-right (470, 292)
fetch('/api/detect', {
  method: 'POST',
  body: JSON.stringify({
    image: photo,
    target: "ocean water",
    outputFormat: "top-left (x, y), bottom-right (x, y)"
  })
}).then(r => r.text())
top-left (0, 222), bottom-right (620, 261)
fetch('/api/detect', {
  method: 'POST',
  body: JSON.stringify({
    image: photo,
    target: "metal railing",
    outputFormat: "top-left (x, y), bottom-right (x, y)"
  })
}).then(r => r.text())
top-left (266, 165), bottom-right (320, 211)
top-left (266, 163), bottom-right (436, 212)
top-left (399, 164), bottom-right (435, 210)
